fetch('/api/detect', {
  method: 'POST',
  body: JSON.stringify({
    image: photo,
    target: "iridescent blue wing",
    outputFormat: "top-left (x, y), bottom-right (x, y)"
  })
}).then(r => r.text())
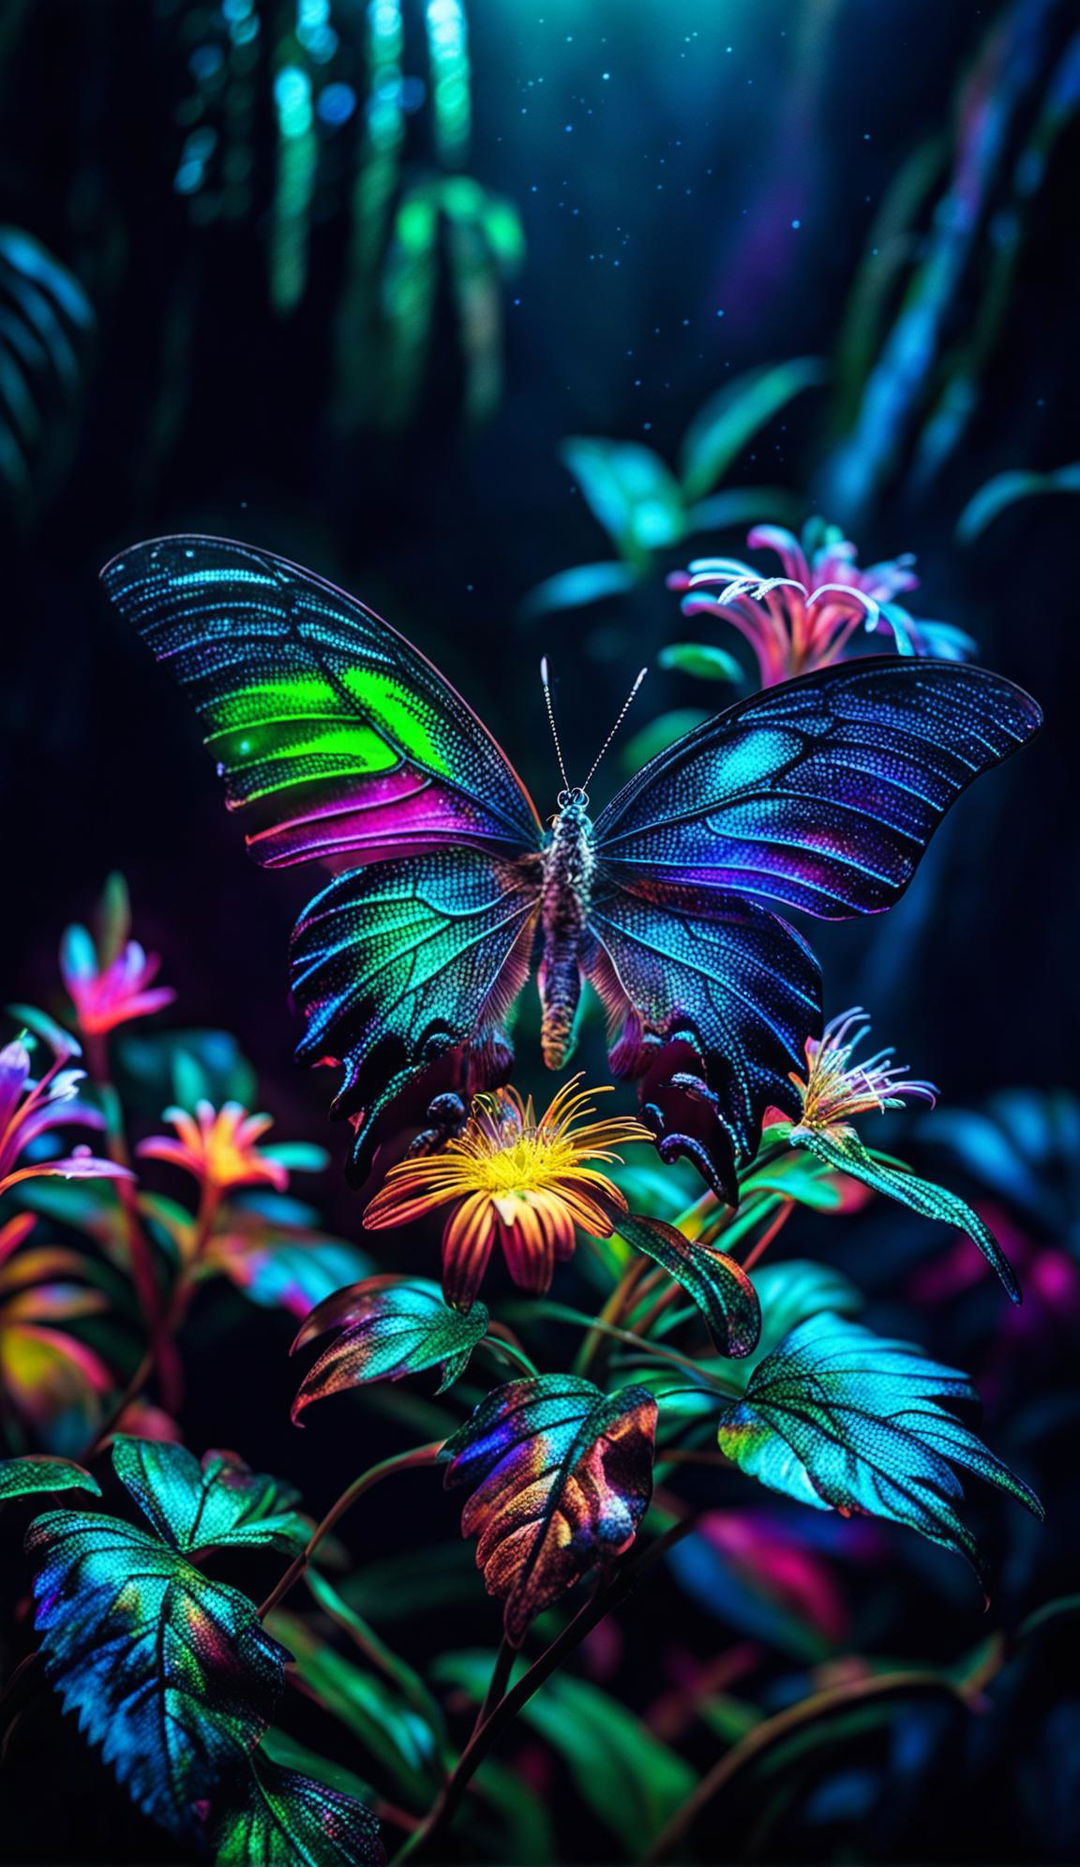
top-left (594, 658), bottom-right (1041, 918)
top-left (290, 849), bottom-right (540, 1182)
top-left (101, 535), bottom-right (542, 870)
top-left (588, 660), bottom-right (1040, 1194)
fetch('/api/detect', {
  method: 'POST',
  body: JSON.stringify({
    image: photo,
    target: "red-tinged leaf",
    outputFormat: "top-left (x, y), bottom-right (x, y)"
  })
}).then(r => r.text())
top-left (441, 1376), bottom-right (658, 1646)
top-left (292, 1276), bottom-right (489, 1418)
top-left (608, 1208), bottom-right (760, 1357)
top-left (0, 1322), bottom-right (113, 1450)
top-left (0, 1454), bottom-right (101, 1501)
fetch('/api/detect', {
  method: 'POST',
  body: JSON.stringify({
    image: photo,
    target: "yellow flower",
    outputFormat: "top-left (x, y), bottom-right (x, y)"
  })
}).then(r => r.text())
top-left (138, 1100), bottom-right (289, 1197)
top-left (790, 1009), bottom-right (937, 1139)
top-left (363, 1078), bottom-right (649, 1310)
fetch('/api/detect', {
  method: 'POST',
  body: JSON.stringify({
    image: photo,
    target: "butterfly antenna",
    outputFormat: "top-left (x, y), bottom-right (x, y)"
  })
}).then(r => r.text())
top-left (581, 667), bottom-right (648, 795)
top-left (540, 656), bottom-right (572, 795)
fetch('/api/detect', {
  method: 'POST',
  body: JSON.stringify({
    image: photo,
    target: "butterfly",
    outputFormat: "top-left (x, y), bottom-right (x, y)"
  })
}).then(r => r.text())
top-left (101, 535), bottom-right (1042, 1201)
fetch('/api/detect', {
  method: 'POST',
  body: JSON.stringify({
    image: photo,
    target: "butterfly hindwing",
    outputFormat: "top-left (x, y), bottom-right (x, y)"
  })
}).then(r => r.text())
top-left (594, 658), bottom-right (1042, 919)
top-left (101, 535), bottom-right (542, 871)
top-left (290, 848), bottom-right (540, 1180)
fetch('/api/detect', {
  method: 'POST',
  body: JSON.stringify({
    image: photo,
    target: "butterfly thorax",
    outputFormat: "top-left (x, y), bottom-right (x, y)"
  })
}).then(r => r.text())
top-left (538, 798), bottom-right (596, 1068)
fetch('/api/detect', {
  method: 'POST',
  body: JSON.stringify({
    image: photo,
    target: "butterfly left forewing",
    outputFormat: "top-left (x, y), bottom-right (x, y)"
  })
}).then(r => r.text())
top-left (101, 535), bottom-right (542, 871)
top-left (102, 536), bottom-right (545, 1177)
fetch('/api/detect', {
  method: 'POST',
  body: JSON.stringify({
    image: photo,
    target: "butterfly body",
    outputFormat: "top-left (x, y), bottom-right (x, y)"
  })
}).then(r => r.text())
top-left (102, 535), bottom-right (1041, 1200)
top-left (538, 795), bottom-right (596, 1068)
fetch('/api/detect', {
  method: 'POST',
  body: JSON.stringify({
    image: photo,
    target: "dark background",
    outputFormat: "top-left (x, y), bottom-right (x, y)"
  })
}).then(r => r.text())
top-left (0, 0), bottom-right (1078, 1861)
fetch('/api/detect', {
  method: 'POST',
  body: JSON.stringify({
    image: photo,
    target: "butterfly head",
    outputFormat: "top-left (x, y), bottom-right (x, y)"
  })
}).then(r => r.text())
top-left (541, 659), bottom-right (647, 822)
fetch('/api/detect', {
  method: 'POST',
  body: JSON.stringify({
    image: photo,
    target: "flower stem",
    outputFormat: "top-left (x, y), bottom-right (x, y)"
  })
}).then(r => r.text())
top-left (525, 1301), bottom-right (744, 1394)
top-left (393, 1516), bottom-right (697, 1864)
top-left (257, 1442), bottom-right (444, 1620)
top-left (572, 1255), bottom-right (652, 1379)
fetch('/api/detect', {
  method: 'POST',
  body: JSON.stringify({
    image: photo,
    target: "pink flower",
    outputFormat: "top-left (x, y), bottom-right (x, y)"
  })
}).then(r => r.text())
top-left (790, 1008), bottom-right (938, 1141)
top-left (60, 883), bottom-right (174, 1039)
top-left (0, 1036), bottom-right (133, 1199)
top-left (138, 1101), bottom-right (291, 1196)
top-left (668, 521), bottom-right (973, 688)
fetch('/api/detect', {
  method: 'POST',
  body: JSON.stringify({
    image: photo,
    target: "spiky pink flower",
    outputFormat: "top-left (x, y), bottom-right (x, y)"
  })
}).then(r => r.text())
top-left (138, 1100), bottom-right (291, 1196)
top-left (668, 521), bottom-right (973, 688)
top-left (60, 905), bottom-right (174, 1041)
top-left (789, 1009), bottom-right (938, 1141)
top-left (0, 1036), bottom-right (132, 1199)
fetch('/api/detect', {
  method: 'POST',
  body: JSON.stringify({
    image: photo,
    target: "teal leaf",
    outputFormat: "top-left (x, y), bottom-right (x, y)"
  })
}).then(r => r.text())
top-left (745, 1259), bottom-right (863, 1379)
top-left (6, 1004), bottom-right (81, 1060)
top-left (684, 484), bottom-right (808, 535)
top-left (716, 1313), bottom-right (1042, 1582)
top-left (0, 1455), bottom-right (100, 1501)
top-left (957, 463), bottom-right (1080, 542)
top-left (657, 641), bottom-right (743, 683)
top-left (291, 1276), bottom-right (489, 1417)
top-left (608, 1209), bottom-right (760, 1357)
top-left (209, 1751), bottom-right (384, 1865)
top-left (436, 1652), bottom-right (696, 1852)
top-left (790, 1128), bottom-right (1020, 1302)
top-left (211, 1225), bottom-right (373, 1319)
top-left (561, 437), bottom-right (686, 558)
top-left (519, 560), bottom-right (637, 618)
top-left (111, 1437), bottom-right (308, 1554)
top-left (26, 1510), bottom-right (288, 1840)
top-left (441, 1376), bottom-right (658, 1645)
top-left (117, 1027), bottom-right (258, 1114)
top-left (678, 357), bottom-right (824, 502)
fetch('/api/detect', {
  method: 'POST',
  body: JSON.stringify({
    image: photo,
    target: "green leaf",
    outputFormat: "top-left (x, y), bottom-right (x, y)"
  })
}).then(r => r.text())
top-left (111, 1436), bottom-right (308, 1554)
top-left (291, 1276), bottom-right (488, 1418)
top-left (957, 462), bottom-right (1080, 542)
top-left (436, 1653), bottom-right (696, 1852)
top-left (657, 641), bottom-right (743, 682)
top-left (561, 437), bottom-right (686, 558)
top-left (678, 357), bottom-right (824, 502)
top-left (0, 1454), bottom-right (100, 1501)
top-left (716, 1313), bottom-right (1042, 1582)
top-left (6, 1003), bottom-right (81, 1060)
top-left (790, 1128), bottom-right (1020, 1302)
top-left (519, 560), bottom-right (637, 618)
top-left (116, 1027), bottom-right (258, 1113)
top-left (441, 1376), bottom-right (658, 1645)
top-left (209, 1750), bottom-right (384, 1865)
top-left (27, 1510), bottom-right (287, 1841)
top-left (608, 1209), bottom-right (760, 1358)
top-left (266, 1613), bottom-right (441, 1807)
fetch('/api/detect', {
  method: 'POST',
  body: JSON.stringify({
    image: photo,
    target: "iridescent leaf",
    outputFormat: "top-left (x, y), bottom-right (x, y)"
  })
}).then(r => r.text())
top-left (117, 1027), bottom-right (258, 1115)
top-left (608, 1209), bottom-right (760, 1358)
top-left (208, 1217), bottom-right (373, 1319)
top-left (292, 1276), bottom-right (489, 1417)
top-left (678, 357), bottom-right (824, 502)
top-left (716, 1313), bottom-right (1042, 1581)
top-left (209, 1751), bottom-right (384, 1865)
top-left (657, 642), bottom-right (743, 683)
top-left (0, 1454), bottom-right (100, 1501)
top-left (441, 1376), bottom-right (657, 1645)
top-left (744, 1259), bottom-right (863, 1378)
top-left (27, 1510), bottom-right (288, 1840)
top-left (791, 1128), bottom-right (1020, 1302)
top-left (6, 1004), bottom-right (81, 1060)
top-left (111, 1436), bottom-right (307, 1555)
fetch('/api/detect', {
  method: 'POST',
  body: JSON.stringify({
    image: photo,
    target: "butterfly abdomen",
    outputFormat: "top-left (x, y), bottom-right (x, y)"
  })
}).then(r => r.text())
top-left (538, 805), bottom-right (596, 1069)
